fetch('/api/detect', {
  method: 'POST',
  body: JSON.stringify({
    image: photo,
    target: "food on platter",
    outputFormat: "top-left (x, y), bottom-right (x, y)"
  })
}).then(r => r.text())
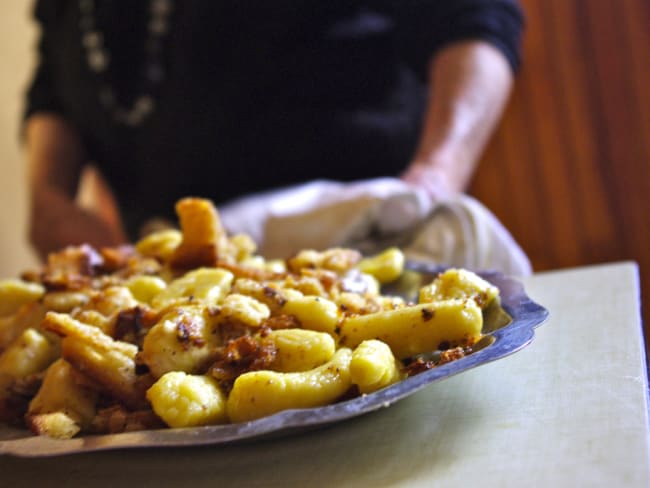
top-left (0, 197), bottom-right (498, 439)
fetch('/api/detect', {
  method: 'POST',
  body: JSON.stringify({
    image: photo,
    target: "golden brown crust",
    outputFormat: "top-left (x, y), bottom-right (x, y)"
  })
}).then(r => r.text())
top-left (90, 404), bottom-right (165, 434)
top-left (169, 198), bottom-right (225, 269)
top-left (209, 336), bottom-right (277, 393)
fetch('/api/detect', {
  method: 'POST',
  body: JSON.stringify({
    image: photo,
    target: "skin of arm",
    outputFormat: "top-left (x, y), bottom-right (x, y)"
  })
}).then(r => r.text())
top-left (401, 40), bottom-right (514, 200)
top-left (25, 113), bottom-right (127, 260)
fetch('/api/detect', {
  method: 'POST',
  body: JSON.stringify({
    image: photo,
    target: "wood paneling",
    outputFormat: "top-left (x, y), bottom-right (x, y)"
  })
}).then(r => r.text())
top-left (469, 0), bottom-right (650, 347)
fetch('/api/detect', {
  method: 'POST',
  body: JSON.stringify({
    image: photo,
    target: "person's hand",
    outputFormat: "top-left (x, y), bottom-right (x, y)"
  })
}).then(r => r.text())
top-left (25, 114), bottom-right (128, 261)
top-left (29, 186), bottom-right (127, 261)
top-left (400, 160), bottom-right (455, 202)
top-left (401, 145), bottom-right (464, 202)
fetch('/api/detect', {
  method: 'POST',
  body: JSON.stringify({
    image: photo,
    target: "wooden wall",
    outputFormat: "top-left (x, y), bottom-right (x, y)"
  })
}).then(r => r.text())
top-left (469, 0), bottom-right (650, 345)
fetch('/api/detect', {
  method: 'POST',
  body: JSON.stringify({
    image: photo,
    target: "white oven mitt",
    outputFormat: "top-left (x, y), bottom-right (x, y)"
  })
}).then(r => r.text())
top-left (219, 178), bottom-right (531, 276)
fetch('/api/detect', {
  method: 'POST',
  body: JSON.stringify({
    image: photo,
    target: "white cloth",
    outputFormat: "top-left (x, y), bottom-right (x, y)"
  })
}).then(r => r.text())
top-left (220, 178), bottom-right (532, 276)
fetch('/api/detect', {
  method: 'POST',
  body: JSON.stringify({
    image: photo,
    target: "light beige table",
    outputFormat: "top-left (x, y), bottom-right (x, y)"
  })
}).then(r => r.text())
top-left (1, 262), bottom-right (648, 487)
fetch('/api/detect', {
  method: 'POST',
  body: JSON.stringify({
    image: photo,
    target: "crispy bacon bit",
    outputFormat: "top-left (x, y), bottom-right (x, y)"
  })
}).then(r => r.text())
top-left (176, 315), bottom-right (206, 348)
top-left (215, 321), bottom-right (254, 343)
top-left (98, 246), bottom-right (135, 273)
top-left (263, 314), bottom-right (302, 330)
top-left (262, 286), bottom-right (287, 307)
top-left (403, 345), bottom-right (473, 376)
top-left (41, 245), bottom-right (104, 290)
top-left (113, 306), bottom-right (160, 346)
top-left (421, 308), bottom-right (435, 321)
top-left (403, 357), bottom-right (435, 376)
top-left (51, 244), bottom-right (104, 276)
top-left (258, 325), bottom-right (272, 338)
top-left (438, 346), bottom-right (470, 366)
top-left (90, 404), bottom-right (165, 434)
top-left (209, 336), bottom-right (277, 393)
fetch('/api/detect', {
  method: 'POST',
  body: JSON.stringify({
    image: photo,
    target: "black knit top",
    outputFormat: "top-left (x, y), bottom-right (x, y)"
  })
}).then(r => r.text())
top-left (26, 0), bottom-right (523, 237)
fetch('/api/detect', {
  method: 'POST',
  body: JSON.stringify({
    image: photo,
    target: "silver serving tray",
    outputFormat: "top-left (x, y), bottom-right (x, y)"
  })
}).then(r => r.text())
top-left (0, 264), bottom-right (548, 457)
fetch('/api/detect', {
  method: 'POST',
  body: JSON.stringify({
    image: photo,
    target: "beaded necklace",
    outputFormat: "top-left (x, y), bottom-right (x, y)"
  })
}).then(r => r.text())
top-left (79, 0), bottom-right (173, 127)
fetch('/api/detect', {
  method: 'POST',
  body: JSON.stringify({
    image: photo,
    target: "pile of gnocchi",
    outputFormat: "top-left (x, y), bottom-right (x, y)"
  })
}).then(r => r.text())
top-left (0, 198), bottom-right (498, 439)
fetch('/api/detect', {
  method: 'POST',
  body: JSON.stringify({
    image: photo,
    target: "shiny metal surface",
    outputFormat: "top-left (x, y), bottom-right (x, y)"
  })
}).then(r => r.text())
top-left (0, 264), bottom-right (548, 457)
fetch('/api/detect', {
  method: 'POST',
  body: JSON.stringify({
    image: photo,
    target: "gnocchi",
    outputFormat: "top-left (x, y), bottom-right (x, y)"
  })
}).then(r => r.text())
top-left (227, 348), bottom-right (353, 423)
top-left (0, 197), bottom-right (497, 439)
top-left (350, 339), bottom-right (403, 394)
top-left (147, 372), bottom-right (228, 428)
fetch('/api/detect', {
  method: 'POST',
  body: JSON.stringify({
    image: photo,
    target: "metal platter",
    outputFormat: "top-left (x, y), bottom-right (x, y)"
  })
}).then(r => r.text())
top-left (0, 264), bottom-right (548, 457)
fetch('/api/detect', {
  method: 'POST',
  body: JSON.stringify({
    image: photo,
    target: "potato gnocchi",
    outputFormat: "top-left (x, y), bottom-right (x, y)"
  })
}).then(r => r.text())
top-left (0, 197), bottom-right (498, 438)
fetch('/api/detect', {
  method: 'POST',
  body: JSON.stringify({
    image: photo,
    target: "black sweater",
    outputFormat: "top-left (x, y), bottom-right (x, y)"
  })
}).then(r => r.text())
top-left (26, 0), bottom-right (523, 237)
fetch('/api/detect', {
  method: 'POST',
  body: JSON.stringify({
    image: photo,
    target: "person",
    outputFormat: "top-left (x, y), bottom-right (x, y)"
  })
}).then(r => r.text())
top-left (24, 0), bottom-right (524, 259)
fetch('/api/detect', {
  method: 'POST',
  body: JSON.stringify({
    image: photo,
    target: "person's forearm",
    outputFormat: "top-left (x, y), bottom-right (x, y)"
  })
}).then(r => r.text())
top-left (25, 113), bottom-right (127, 259)
top-left (403, 40), bottom-right (514, 197)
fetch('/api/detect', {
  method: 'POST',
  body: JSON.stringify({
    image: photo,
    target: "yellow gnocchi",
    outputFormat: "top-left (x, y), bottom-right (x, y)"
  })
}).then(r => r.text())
top-left (281, 294), bottom-right (340, 335)
top-left (419, 268), bottom-right (499, 309)
top-left (350, 340), bottom-right (404, 394)
top-left (0, 280), bottom-right (45, 317)
top-left (151, 267), bottom-right (234, 309)
top-left (227, 348), bottom-right (353, 423)
top-left (0, 328), bottom-right (59, 397)
top-left (135, 228), bottom-right (182, 262)
top-left (147, 372), bottom-right (228, 428)
top-left (0, 196), bottom-right (498, 439)
top-left (357, 247), bottom-right (405, 284)
top-left (27, 359), bottom-right (98, 438)
top-left (339, 299), bottom-right (483, 359)
top-left (126, 275), bottom-right (167, 304)
top-left (141, 306), bottom-right (217, 379)
top-left (265, 329), bottom-right (336, 372)
top-left (220, 294), bottom-right (270, 327)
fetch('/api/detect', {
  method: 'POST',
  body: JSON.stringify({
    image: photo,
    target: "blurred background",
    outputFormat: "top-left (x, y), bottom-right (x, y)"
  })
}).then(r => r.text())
top-left (0, 3), bottom-right (38, 276)
top-left (468, 0), bottom-right (649, 345)
top-left (0, 2), bottom-right (647, 341)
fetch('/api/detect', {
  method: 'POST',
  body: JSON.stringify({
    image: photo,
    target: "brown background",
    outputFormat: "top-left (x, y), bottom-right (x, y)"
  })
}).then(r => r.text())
top-left (470, 0), bottom-right (649, 351)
